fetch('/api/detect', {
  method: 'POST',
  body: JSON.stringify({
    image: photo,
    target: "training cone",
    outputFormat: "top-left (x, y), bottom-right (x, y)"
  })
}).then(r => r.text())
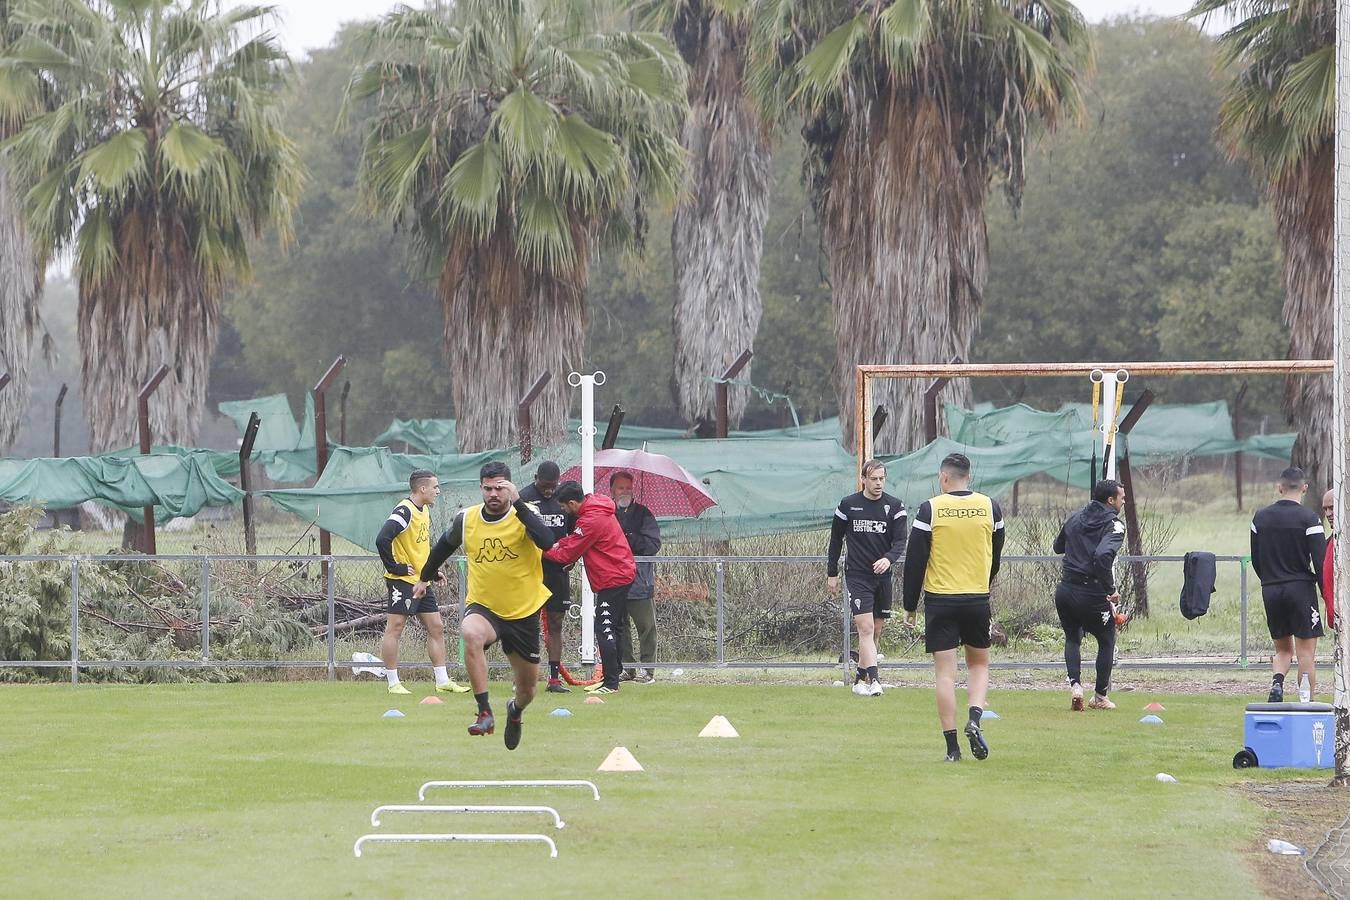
top-left (584, 696), bottom-right (605, 705)
top-left (699, 715), bottom-right (739, 738)
top-left (981, 710), bottom-right (1000, 721)
top-left (1144, 702), bottom-right (1166, 712)
top-left (598, 746), bottom-right (644, 772)
top-left (420, 696), bottom-right (444, 706)
top-left (550, 708), bottom-right (573, 717)
top-left (1139, 714), bottom-right (1164, 725)
top-left (382, 709), bottom-right (405, 718)
top-left (1156, 773), bottom-right (1178, 783)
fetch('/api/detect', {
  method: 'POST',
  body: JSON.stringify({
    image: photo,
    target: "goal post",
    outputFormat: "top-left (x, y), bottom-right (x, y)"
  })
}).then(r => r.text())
top-left (853, 359), bottom-right (1333, 467)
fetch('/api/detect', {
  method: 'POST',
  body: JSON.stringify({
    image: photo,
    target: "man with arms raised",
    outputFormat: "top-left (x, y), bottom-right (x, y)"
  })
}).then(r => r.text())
top-left (903, 453), bottom-right (1005, 762)
top-left (826, 459), bottom-right (908, 696)
top-left (415, 462), bottom-right (556, 750)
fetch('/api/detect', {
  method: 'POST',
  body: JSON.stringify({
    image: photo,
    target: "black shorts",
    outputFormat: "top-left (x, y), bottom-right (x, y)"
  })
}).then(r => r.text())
top-left (385, 579), bottom-right (439, 616)
top-left (924, 599), bottom-right (992, 652)
top-left (465, 603), bottom-right (542, 664)
top-left (845, 574), bottom-right (893, 619)
top-left (1054, 582), bottom-right (1114, 640)
top-left (1262, 581), bottom-right (1324, 640)
top-left (542, 569), bottom-right (572, 616)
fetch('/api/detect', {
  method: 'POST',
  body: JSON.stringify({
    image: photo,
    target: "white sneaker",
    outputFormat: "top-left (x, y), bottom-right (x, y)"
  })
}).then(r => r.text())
top-left (852, 681), bottom-right (872, 696)
top-left (868, 681), bottom-right (884, 697)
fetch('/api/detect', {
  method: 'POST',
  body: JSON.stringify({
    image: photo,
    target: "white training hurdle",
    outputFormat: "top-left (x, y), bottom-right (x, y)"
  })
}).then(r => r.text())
top-left (416, 779), bottom-right (601, 801)
top-left (353, 833), bottom-right (558, 858)
top-left (370, 804), bottom-right (566, 829)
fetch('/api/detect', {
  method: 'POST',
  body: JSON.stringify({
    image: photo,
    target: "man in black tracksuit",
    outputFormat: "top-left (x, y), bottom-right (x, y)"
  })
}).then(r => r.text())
top-left (518, 461), bottom-right (572, 693)
top-left (827, 459), bottom-right (908, 696)
top-left (1053, 479), bottom-right (1127, 712)
top-left (1251, 466), bottom-right (1327, 702)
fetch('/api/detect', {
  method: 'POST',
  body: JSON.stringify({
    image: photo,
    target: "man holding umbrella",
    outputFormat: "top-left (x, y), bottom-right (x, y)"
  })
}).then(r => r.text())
top-left (611, 470), bottom-right (662, 684)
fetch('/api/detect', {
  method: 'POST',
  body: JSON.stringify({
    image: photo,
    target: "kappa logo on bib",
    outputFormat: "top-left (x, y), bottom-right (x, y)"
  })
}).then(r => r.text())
top-left (474, 538), bottom-right (520, 563)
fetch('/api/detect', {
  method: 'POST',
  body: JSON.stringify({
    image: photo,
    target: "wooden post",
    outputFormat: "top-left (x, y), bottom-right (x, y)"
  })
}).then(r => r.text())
top-left (238, 412), bottom-right (261, 558)
top-left (1116, 390), bottom-right (1155, 618)
top-left (313, 356), bottom-right (347, 585)
top-left (601, 405), bottom-right (625, 450)
top-left (136, 364), bottom-right (171, 554)
top-left (517, 371), bottom-right (552, 465)
top-left (715, 350), bottom-right (753, 438)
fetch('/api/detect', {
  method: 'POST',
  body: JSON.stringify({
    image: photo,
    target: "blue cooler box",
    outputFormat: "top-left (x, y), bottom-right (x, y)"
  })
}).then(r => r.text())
top-left (1235, 702), bottom-right (1334, 769)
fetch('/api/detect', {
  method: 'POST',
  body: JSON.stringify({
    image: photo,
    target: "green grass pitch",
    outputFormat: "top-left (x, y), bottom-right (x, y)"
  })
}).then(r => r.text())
top-left (0, 681), bottom-right (1311, 898)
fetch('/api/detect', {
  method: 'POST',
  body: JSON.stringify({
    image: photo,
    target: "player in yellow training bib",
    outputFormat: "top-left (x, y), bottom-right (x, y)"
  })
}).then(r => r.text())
top-left (415, 461), bottom-right (556, 751)
top-left (902, 453), bottom-right (1005, 763)
top-left (374, 469), bottom-right (469, 696)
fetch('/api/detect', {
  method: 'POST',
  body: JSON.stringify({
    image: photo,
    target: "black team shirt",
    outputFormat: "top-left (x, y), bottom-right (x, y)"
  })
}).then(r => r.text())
top-left (519, 483), bottom-right (570, 589)
top-left (826, 491), bottom-right (908, 579)
top-left (1251, 498), bottom-right (1326, 586)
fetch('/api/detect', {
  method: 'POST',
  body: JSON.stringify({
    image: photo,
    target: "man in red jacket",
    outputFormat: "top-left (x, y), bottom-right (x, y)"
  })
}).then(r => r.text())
top-left (1323, 489), bottom-right (1337, 631)
top-left (545, 481), bottom-right (636, 693)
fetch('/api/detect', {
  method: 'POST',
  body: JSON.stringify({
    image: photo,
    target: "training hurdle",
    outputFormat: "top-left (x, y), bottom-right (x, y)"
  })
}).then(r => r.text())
top-left (370, 804), bottom-right (566, 829)
top-left (417, 779), bottom-right (601, 801)
top-left (353, 833), bottom-right (558, 858)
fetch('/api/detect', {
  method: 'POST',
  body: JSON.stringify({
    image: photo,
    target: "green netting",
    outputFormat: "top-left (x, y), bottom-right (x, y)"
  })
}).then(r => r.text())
top-left (374, 419), bottom-right (458, 454)
top-left (0, 454), bottom-right (242, 523)
top-left (102, 444), bottom-right (242, 478)
top-left (217, 393), bottom-right (306, 453)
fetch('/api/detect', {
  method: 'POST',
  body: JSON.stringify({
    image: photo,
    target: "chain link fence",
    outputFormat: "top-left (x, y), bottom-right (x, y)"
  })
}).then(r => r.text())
top-left (0, 552), bottom-right (1273, 683)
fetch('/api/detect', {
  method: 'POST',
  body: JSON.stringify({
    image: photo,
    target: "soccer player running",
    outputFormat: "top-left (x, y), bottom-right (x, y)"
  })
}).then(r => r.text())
top-left (519, 460), bottom-right (572, 693)
top-left (414, 462), bottom-right (556, 750)
top-left (826, 459), bottom-right (908, 696)
top-left (1053, 479), bottom-right (1127, 711)
top-left (903, 453), bottom-right (1005, 762)
top-left (374, 469), bottom-right (469, 695)
top-left (1251, 467), bottom-right (1326, 702)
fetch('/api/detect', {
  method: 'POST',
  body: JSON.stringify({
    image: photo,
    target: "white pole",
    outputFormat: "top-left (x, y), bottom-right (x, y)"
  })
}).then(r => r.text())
top-left (568, 371), bottom-right (605, 665)
top-left (1332, 0), bottom-right (1350, 784)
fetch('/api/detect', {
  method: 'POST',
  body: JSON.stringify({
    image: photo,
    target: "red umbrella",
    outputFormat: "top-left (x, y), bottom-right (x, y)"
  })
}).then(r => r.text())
top-left (560, 448), bottom-right (716, 517)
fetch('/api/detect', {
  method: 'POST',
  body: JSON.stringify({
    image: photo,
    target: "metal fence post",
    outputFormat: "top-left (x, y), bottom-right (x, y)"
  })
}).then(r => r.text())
top-left (326, 557), bottom-right (337, 681)
top-left (715, 560), bottom-right (725, 667)
top-left (69, 558), bottom-right (80, 685)
top-left (1239, 558), bottom-right (1249, 670)
top-left (200, 558), bottom-right (211, 663)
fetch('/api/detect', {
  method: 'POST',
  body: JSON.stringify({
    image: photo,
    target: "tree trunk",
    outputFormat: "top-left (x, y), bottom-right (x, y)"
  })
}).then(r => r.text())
top-left (442, 239), bottom-right (584, 453)
top-left (79, 222), bottom-right (219, 453)
top-left (671, 14), bottom-right (770, 430)
top-left (0, 164), bottom-right (42, 453)
top-left (1274, 144), bottom-right (1333, 494)
top-left (826, 93), bottom-right (982, 454)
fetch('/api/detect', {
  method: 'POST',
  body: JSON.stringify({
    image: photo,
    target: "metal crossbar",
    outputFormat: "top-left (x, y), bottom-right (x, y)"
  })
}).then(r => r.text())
top-left (371, 804), bottom-right (566, 829)
top-left (417, 780), bottom-right (600, 802)
top-left (353, 833), bottom-right (558, 858)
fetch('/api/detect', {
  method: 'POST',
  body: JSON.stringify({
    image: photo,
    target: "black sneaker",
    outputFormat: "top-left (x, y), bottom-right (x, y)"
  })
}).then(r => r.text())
top-left (619, 669), bottom-right (637, 683)
top-left (504, 700), bottom-right (523, 751)
top-left (1268, 684), bottom-right (1284, 703)
top-left (468, 710), bottom-right (495, 736)
top-left (944, 751), bottom-right (962, 763)
top-left (965, 721), bottom-right (989, 760)
top-left (546, 678), bottom-right (570, 694)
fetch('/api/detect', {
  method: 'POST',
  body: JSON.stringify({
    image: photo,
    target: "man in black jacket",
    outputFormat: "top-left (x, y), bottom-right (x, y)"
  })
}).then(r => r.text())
top-left (1053, 479), bottom-right (1127, 712)
top-left (1251, 467), bottom-right (1327, 702)
top-left (612, 471), bottom-right (662, 684)
top-left (519, 461), bottom-right (572, 693)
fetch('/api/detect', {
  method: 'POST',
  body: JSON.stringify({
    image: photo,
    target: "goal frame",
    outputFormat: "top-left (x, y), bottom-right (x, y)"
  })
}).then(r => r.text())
top-left (853, 359), bottom-right (1334, 468)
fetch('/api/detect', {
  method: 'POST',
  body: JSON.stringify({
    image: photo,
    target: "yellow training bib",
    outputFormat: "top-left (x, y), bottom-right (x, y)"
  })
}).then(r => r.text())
top-left (462, 504), bottom-right (549, 619)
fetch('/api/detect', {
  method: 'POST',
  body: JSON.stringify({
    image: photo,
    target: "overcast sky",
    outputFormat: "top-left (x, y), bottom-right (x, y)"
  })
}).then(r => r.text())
top-left (252, 0), bottom-right (1201, 58)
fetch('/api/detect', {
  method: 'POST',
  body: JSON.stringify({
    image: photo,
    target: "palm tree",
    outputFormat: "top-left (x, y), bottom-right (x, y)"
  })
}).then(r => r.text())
top-left (347, 0), bottom-right (686, 452)
top-left (0, 0), bottom-right (301, 454)
top-left (637, 0), bottom-right (771, 431)
top-left (749, 0), bottom-right (1091, 452)
top-left (1188, 0), bottom-right (1333, 491)
top-left (0, 1), bottom-right (44, 454)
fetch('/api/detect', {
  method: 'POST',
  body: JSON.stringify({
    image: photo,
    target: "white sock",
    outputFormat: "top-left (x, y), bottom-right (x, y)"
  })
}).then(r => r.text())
top-left (433, 666), bottom-right (450, 686)
top-left (385, 667), bottom-right (401, 687)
